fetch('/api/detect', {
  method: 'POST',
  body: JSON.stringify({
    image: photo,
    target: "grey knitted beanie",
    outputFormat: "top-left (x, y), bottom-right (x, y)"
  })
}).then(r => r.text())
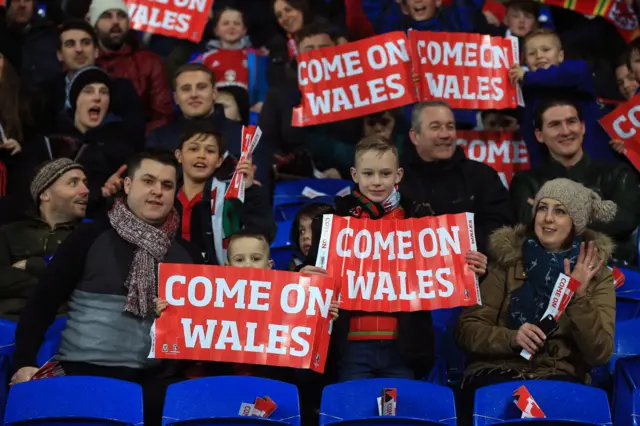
top-left (532, 178), bottom-right (617, 235)
top-left (30, 158), bottom-right (85, 202)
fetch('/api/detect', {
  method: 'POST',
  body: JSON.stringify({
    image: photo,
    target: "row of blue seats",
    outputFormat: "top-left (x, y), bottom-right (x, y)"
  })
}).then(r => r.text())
top-left (3, 376), bottom-right (615, 426)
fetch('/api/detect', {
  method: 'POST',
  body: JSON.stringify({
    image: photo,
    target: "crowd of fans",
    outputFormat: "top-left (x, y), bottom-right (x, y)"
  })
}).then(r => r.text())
top-left (0, 0), bottom-right (637, 424)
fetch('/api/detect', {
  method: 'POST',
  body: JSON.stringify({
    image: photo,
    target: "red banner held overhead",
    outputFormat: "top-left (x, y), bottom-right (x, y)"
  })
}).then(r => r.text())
top-left (315, 214), bottom-right (481, 312)
top-left (125, 0), bottom-right (213, 42)
top-left (600, 94), bottom-right (640, 172)
top-left (150, 265), bottom-right (338, 373)
top-left (410, 31), bottom-right (522, 110)
top-left (292, 31), bottom-right (414, 127)
top-left (457, 131), bottom-right (530, 187)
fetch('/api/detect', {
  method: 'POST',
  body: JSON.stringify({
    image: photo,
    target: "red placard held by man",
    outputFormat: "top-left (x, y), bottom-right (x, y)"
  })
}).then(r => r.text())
top-left (125, 0), bottom-right (213, 42)
top-left (456, 131), bottom-right (530, 187)
top-left (409, 31), bottom-right (523, 109)
top-left (315, 213), bottom-right (481, 312)
top-left (292, 31), bottom-right (414, 127)
top-left (600, 94), bottom-right (640, 172)
top-left (150, 265), bottom-right (338, 373)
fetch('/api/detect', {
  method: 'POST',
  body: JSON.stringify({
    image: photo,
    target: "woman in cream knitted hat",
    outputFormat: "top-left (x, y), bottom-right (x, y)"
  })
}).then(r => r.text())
top-left (455, 178), bottom-right (617, 424)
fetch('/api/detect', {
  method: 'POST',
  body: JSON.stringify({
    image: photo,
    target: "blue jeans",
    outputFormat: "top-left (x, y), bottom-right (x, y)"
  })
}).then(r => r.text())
top-left (338, 340), bottom-right (414, 382)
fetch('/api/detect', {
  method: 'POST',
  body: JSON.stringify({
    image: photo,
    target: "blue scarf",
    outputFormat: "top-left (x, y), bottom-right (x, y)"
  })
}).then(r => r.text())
top-left (507, 236), bottom-right (582, 330)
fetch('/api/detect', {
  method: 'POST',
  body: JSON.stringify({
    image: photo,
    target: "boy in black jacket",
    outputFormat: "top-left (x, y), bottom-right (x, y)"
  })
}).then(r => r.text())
top-left (302, 135), bottom-right (487, 382)
top-left (174, 120), bottom-right (276, 265)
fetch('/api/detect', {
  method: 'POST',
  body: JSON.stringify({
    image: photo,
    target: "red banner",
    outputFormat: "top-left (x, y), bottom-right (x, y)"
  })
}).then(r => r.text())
top-left (410, 31), bottom-right (522, 110)
top-left (125, 0), bottom-right (213, 42)
top-left (457, 131), bottom-right (530, 187)
top-left (292, 32), bottom-right (414, 127)
top-left (150, 264), bottom-right (338, 373)
top-left (599, 94), bottom-right (640, 171)
top-left (315, 214), bottom-right (481, 312)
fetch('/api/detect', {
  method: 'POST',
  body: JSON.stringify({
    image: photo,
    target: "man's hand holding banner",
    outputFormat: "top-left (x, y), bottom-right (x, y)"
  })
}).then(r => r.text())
top-left (315, 213), bottom-right (481, 312)
top-left (150, 265), bottom-right (338, 373)
top-left (600, 94), bottom-right (640, 171)
top-left (293, 31), bottom-right (523, 127)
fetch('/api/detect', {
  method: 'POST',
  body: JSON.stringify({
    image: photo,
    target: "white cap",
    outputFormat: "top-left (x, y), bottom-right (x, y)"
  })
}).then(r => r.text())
top-left (89, 0), bottom-right (128, 27)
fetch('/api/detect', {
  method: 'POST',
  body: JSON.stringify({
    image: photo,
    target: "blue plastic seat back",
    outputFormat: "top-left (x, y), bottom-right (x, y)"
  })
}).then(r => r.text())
top-left (610, 319), bottom-right (640, 374)
top-left (319, 379), bottom-right (456, 426)
top-left (271, 248), bottom-right (295, 271)
top-left (162, 376), bottom-right (301, 426)
top-left (617, 268), bottom-right (640, 321)
top-left (473, 380), bottom-right (611, 426)
top-left (274, 193), bottom-right (337, 222)
top-left (274, 179), bottom-right (352, 200)
top-left (4, 376), bottom-right (143, 425)
top-left (612, 357), bottom-right (640, 426)
top-left (272, 221), bottom-right (293, 250)
top-left (430, 308), bottom-right (466, 385)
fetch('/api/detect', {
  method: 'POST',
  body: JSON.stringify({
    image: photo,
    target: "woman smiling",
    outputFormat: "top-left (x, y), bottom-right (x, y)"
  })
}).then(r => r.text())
top-left (455, 178), bottom-right (617, 421)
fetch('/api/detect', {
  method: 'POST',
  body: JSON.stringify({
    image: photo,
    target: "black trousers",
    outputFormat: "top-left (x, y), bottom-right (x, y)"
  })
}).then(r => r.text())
top-left (60, 361), bottom-right (184, 426)
top-left (457, 368), bottom-right (582, 426)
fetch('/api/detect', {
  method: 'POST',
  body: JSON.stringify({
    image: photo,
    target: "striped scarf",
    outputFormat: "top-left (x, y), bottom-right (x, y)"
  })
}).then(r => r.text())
top-left (350, 186), bottom-right (402, 219)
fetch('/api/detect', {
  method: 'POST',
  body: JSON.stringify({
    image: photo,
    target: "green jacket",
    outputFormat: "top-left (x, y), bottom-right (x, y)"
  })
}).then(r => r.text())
top-left (0, 217), bottom-right (79, 320)
top-left (510, 153), bottom-right (640, 263)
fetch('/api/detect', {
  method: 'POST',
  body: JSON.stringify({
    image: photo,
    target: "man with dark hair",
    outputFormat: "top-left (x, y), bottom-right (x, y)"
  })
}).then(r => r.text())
top-left (39, 20), bottom-right (145, 139)
top-left (11, 150), bottom-right (201, 425)
top-left (0, 158), bottom-right (87, 320)
top-left (511, 98), bottom-right (640, 263)
top-left (147, 64), bottom-right (271, 189)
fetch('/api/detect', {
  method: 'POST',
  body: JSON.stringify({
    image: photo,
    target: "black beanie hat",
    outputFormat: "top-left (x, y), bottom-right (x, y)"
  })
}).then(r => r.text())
top-left (66, 66), bottom-right (112, 111)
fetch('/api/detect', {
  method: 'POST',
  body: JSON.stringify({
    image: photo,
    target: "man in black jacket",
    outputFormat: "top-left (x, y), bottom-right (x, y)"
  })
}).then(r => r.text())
top-left (146, 63), bottom-right (272, 189)
top-left (39, 20), bottom-right (145, 142)
top-left (400, 101), bottom-right (514, 254)
top-left (11, 151), bottom-right (201, 425)
top-left (510, 97), bottom-right (640, 263)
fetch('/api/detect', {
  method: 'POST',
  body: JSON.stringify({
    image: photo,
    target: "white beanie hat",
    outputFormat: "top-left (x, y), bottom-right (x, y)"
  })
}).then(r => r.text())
top-left (89, 0), bottom-right (129, 27)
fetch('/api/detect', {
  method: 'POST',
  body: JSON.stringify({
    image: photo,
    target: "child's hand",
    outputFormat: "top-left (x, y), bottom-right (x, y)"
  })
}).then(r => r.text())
top-left (465, 251), bottom-right (488, 276)
top-left (300, 265), bottom-right (328, 276)
top-left (508, 64), bottom-right (525, 87)
top-left (412, 72), bottom-right (420, 85)
top-left (329, 301), bottom-right (339, 320)
top-left (610, 139), bottom-right (625, 154)
top-left (154, 298), bottom-right (169, 316)
top-left (236, 158), bottom-right (255, 188)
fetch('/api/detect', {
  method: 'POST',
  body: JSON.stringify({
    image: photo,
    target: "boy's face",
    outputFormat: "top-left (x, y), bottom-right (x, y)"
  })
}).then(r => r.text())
top-left (616, 63), bottom-right (639, 100)
top-left (175, 134), bottom-right (224, 183)
top-left (630, 49), bottom-right (640, 84)
top-left (403, 0), bottom-right (440, 22)
top-left (505, 8), bottom-right (537, 38)
top-left (350, 150), bottom-right (403, 203)
top-left (227, 237), bottom-right (273, 269)
top-left (525, 34), bottom-right (564, 72)
top-left (298, 215), bottom-right (313, 256)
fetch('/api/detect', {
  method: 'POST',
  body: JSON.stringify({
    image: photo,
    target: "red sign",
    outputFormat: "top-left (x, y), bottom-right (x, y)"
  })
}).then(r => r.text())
top-left (410, 31), bottom-right (522, 109)
top-left (456, 131), bottom-right (530, 187)
top-left (150, 264), bottom-right (338, 373)
top-left (292, 31), bottom-right (414, 127)
top-left (513, 385), bottom-right (546, 419)
top-left (225, 125), bottom-right (261, 202)
top-left (600, 94), bottom-right (640, 171)
top-left (315, 214), bottom-right (480, 312)
top-left (125, 0), bottom-right (213, 42)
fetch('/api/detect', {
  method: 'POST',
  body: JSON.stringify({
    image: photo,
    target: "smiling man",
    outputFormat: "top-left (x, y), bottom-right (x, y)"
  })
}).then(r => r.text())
top-left (510, 97), bottom-right (640, 263)
top-left (400, 101), bottom-right (513, 254)
top-left (0, 159), bottom-right (87, 320)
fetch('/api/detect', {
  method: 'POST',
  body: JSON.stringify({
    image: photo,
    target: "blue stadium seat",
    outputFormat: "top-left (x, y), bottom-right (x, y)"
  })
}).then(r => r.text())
top-left (319, 379), bottom-right (456, 426)
top-left (271, 220), bottom-right (294, 270)
top-left (431, 308), bottom-right (466, 386)
top-left (162, 376), bottom-right (301, 425)
top-left (613, 356), bottom-right (640, 426)
top-left (617, 268), bottom-right (640, 321)
top-left (4, 376), bottom-right (143, 425)
top-left (473, 380), bottom-right (611, 426)
top-left (273, 180), bottom-right (350, 222)
top-left (610, 318), bottom-right (640, 374)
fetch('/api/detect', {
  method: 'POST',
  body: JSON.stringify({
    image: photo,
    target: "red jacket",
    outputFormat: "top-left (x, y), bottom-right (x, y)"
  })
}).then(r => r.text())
top-left (96, 45), bottom-right (173, 134)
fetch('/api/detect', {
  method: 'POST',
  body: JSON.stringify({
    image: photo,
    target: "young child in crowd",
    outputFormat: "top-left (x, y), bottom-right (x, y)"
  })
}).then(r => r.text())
top-left (302, 135), bottom-right (488, 382)
top-left (509, 28), bottom-right (615, 166)
top-left (289, 201), bottom-right (334, 271)
top-left (173, 120), bottom-right (276, 265)
top-left (503, 0), bottom-right (539, 39)
top-left (627, 37), bottom-right (640, 97)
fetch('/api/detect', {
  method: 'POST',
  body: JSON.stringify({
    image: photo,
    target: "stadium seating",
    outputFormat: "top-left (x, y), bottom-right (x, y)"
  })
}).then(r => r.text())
top-left (431, 308), bottom-right (466, 386)
top-left (162, 376), bottom-right (301, 425)
top-left (616, 267), bottom-right (640, 321)
top-left (319, 379), bottom-right (457, 426)
top-left (4, 376), bottom-right (143, 425)
top-left (273, 179), bottom-right (349, 222)
top-left (473, 380), bottom-right (611, 425)
top-left (271, 219), bottom-right (294, 270)
top-left (613, 356), bottom-right (640, 426)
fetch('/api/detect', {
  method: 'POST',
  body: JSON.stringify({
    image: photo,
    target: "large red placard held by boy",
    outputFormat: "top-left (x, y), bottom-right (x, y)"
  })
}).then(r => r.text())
top-left (456, 131), bottom-right (530, 187)
top-left (292, 31), bottom-right (414, 127)
top-left (315, 213), bottom-right (481, 312)
top-left (150, 265), bottom-right (337, 373)
top-left (125, 0), bottom-right (213, 42)
top-left (410, 31), bottom-right (522, 110)
top-left (600, 94), bottom-right (640, 172)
